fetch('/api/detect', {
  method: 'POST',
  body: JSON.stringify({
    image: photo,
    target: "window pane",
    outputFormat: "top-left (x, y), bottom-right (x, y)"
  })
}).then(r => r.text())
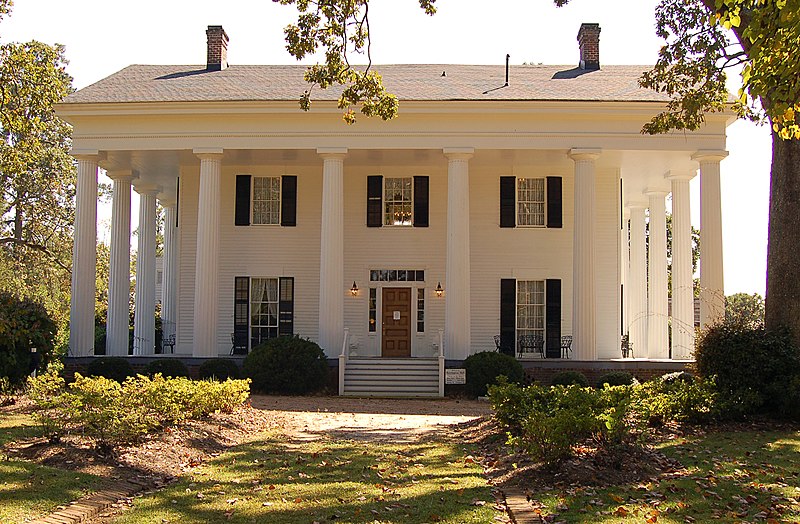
top-left (252, 176), bottom-right (281, 225)
top-left (384, 177), bottom-right (413, 226)
top-left (517, 178), bottom-right (546, 227)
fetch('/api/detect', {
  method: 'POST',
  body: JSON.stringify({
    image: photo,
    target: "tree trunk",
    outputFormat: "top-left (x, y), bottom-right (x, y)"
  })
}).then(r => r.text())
top-left (765, 132), bottom-right (800, 345)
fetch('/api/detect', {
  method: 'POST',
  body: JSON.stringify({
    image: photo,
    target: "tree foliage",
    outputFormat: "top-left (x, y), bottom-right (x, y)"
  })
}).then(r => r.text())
top-left (0, 3), bottom-right (76, 331)
top-left (725, 292), bottom-right (765, 329)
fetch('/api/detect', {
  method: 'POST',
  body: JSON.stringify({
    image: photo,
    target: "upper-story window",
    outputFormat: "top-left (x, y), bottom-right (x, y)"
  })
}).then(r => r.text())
top-left (384, 177), bottom-right (413, 226)
top-left (517, 177), bottom-right (546, 227)
top-left (252, 176), bottom-right (281, 225)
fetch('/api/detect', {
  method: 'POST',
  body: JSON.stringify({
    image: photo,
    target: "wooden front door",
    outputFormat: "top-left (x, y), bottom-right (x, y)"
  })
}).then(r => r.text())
top-left (381, 287), bottom-right (412, 358)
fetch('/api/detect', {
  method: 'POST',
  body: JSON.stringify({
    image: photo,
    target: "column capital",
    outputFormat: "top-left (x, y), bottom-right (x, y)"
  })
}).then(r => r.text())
top-left (71, 150), bottom-right (102, 162)
top-left (443, 147), bottom-right (474, 161)
top-left (665, 170), bottom-right (696, 181)
top-left (134, 182), bottom-right (161, 196)
top-left (193, 148), bottom-right (224, 160)
top-left (644, 188), bottom-right (669, 198)
top-left (158, 194), bottom-right (177, 207)
top-left (625, 199), bottom-right (648, 210)
top-left (106, 170), bottom-right (135, 182)
top-left (317, 147), bottom-right (348, 159)
top-left (692, 150), bottom-right (729, 163)
top-left (568, 148), bottom-right (601, 162)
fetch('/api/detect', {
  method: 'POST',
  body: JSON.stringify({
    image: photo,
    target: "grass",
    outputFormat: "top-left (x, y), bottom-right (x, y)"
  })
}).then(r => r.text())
top-left (0, 408), bottom-right (103, 523)
top-left (531, 428), bottom-right (800, 523)
top-left (113, 431), bottom-right (500, 524)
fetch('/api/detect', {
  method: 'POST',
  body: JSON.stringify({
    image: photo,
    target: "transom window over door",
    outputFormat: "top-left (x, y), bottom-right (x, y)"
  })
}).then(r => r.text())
top-left (384, 177), bottom-right (413, 226)
top-left (517, 178), bottom-right (546, 226)
top-left (252, 176), bottom-right (281, 225)
top-left (517, 280), bottom-right (545, 344)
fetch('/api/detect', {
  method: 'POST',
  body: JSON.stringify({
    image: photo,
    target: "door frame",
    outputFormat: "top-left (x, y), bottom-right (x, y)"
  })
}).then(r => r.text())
top-left (371, 283), bottom-right (426, 357)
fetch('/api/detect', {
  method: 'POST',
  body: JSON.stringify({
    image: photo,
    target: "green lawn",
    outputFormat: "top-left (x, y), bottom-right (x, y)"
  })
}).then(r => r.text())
top-left (0, 409), bottom-right (103, 523)
top-left (113, 432), bottom-right (500, 524)
top-left (531, 428), bottom-right (800, 523)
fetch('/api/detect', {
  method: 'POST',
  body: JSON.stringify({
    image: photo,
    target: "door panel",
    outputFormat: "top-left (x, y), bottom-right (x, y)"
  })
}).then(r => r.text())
top-left (381, 287), bottom-right (411, 358)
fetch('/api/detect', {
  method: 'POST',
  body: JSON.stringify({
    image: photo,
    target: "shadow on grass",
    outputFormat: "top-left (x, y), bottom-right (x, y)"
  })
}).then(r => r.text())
top-left (534, 429), bottom-right (800, 523)
top-left (115, 435), bottom-right (498, 524)
top-left (0, 460), bottom-right (101, 522)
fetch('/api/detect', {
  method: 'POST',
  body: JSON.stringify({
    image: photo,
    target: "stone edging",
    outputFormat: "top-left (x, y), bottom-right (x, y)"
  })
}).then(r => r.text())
top-left (504, 488), bottom-right (545, 524)
top-left (27, 479), bottom-right (146, 524)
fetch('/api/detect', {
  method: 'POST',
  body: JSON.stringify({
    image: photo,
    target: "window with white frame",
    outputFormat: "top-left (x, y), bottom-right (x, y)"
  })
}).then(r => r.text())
top-left (517, 280), bottom-right (545, 344)
top-left (250, 278), bottom-right (279, 347)
top-left (517, 178), bottom-right (546, 226)
top-left (384, 177), bottom-right (413, 226)
top-left (252, 176), bottom-right (281, 225)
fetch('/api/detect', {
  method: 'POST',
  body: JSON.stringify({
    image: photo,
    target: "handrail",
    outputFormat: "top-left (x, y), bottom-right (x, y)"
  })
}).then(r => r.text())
top-left (338, 328), bottom-right (349, 396)
top-left (438, 329), bottom-right (445, 397)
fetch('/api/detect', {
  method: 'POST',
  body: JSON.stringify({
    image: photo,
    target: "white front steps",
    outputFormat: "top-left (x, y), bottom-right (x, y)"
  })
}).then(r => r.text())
top-left (342, 358), bottom-right (441, 397)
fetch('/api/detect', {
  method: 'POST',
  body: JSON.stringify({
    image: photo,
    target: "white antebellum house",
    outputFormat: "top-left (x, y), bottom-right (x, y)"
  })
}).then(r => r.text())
top-left (59, 24), bottom-right (732, 395)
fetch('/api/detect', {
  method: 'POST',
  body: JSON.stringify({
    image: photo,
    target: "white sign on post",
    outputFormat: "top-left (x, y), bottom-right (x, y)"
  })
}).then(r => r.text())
top-left (445, 368), bottom-right (466, 385)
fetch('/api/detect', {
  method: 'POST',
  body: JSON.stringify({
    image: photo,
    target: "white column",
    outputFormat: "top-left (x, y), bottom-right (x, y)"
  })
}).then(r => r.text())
top-left (668, 172), bottom-right (696, 359)
top-left (318, 148), bottom-right (347, 356)
top-left (646, 189), bottom-right (669, 359)
top-left (133, 184), bottom-right (159, 355)
top-left (693, 151), bottom-right (728, 327)
top-left (69, 154), bottom-right (99, 356)
top-left (161, 197), bottom-right (178, 340)
top-left (105, 172), bottom-right (133, 356)
top-left (569, 149), bottom-right (601, 360)
top-left (627, 202), bottom-right (648, 358)
top-left (193, 150), bottom-right (223, 357)
top-left (443, 148), bottom-right (474, 359)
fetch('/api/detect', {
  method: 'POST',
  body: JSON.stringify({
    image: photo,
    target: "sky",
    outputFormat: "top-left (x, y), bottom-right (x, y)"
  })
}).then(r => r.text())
top-left (2, 0), bottom-right (771, 296)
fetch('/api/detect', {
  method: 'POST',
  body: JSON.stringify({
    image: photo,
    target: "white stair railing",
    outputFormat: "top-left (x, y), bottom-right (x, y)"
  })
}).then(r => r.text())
top-left (438, 329), bottom-right (445, 397)
top-left (338, 328), bottom-right (349, 395)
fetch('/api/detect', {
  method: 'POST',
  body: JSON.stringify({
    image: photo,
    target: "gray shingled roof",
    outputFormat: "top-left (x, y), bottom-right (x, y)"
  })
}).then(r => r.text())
top-left (63, 64), bottom-right (669, 104)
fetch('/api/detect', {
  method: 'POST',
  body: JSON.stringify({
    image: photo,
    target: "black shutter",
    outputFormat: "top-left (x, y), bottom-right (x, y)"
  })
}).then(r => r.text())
top-left (500, 176), bottom-right (516, 228)
top-left (233, 277), bottom-right (249, 354)
top-left (279, 277), bottom-right (294, 336)
top-left (413, 176), bottom-right (429, 227)
top-left (235, 174), bottom-right (251, 226)
top-left (545, 279), bottom-right (561, 358)
top-left (546, 176), bottom-right (562, 229)
top-left (281, 175), bottom-right (297, 227)
top-left (367, 175), bottom-right (383, 227)
top-left (500, 279), bottom-right (516, 356)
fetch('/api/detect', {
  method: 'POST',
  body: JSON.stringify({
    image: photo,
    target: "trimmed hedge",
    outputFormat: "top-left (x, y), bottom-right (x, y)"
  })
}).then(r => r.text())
top-left (145, 359), bottom-right (190, 378)
top-left (199, 359), bottom-right (240, 380)
top-left (243, 336), bottom-right (328, 395)
top-left (86, 357), bottom-right (134, 383)
top-left (596, 371), bottom-right (635, 388)
top-left (695, 324), bottom-right (800, 419)
top-left (462, 351), bottom-right (524, 397)
top-left (550, 370), bottom-right (588, 387)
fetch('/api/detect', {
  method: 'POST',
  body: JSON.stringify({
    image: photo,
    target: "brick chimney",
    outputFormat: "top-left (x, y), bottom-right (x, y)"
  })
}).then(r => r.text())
top-left (577, 23), bottom-right (601, 70)
top-left (206, 25), bottom-right (229, 71)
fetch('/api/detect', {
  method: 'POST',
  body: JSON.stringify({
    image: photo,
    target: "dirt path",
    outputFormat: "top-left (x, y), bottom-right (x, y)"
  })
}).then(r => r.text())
top-left (249, 395), bottom-right (492, 442)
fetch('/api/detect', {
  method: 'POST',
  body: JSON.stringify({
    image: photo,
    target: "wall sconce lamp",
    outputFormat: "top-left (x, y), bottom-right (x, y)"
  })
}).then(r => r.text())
top-left (350, 281), bottom-right (359, 296)
top-left (435, 282), bottom-right (444, 298)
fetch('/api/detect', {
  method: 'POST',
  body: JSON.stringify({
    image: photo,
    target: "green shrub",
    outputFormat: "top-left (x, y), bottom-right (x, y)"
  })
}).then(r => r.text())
top-left (145, 359), bottom-right (189, 378)
top-left (695, 324), bottom-right (800, 419)
top-left (199, 358), bottom-right (240, 380)
top-left (550, 370), bottom-right (588, 387)
top-left (462, 351), bottom-right (524, 397)
top-left (488, 377), bottom-right (550, 433)
top-left (632, 375), bottom-right (717, 426)
top-left (28, 372), bottom-right (251, 447)
top-left (243, 336), bottom-right (329, 395)
top-left (596, 371), bottom-right (635, 388)
top-left (86, 357), bottom-right (134, 382)
top-left (0, 292), bottom-right (57, 386)
top-left (661, 371), bottom-right (695, 384)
